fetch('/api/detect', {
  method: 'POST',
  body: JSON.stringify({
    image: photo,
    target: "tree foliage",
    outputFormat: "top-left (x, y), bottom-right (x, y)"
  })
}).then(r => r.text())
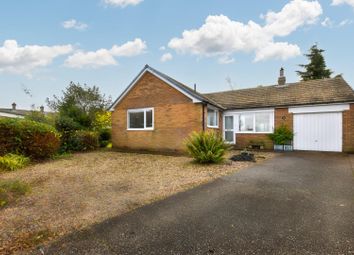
top-left (46, 82), bottom-right (111, 130)
top-left (296, 44), bottom-right (333, 81)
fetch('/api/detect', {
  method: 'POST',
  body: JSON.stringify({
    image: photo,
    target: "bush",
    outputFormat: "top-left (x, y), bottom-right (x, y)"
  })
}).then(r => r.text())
top-left (0, 180), bottom-right (30, 208)
top-left (0, 154), bottom-right (30, 171)
top-left (268, 125), bottom-right (294, 145)
top-left (55, 115), bottom-right (82, 133)
top-left (98, 128), bottom-right (111, 148)
top-left (0, 118), bottom-right (60, 160)
top-left (185, 131), bottom-right (229, 164)
top-left (63, 130), bottom-right (99, 152)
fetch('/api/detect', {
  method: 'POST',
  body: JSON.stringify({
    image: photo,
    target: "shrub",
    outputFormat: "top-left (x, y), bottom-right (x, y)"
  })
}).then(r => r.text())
top-left (55, 115), bottom-right (82, 133)
top-left (268, 125), bottom-right (294, 145)
top-left (0, 118), bottom-right (60, 159)
top-left (0, 154), bottom-right (30, 171)
top-left (185, 131), bottom-right (229, 164)
top-left (64, 130), bottom-right (99, 152)
top-left (98, 128), bottom-right (112, 148)
top-left (0, 180), bottom-right (30, 208)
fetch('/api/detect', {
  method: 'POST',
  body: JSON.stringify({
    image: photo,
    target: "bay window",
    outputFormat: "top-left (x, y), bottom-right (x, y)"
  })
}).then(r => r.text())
top-left (127, 108), bottom-right (154, 130)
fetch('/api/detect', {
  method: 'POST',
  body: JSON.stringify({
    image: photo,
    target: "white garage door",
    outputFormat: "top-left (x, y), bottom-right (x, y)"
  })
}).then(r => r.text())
top-left (293, 112), bottom-right (342, 152)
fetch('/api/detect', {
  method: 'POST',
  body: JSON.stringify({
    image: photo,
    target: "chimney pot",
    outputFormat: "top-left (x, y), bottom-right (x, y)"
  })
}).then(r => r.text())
top-left (12, 102), bottom-right (16, 111)
top-left (194, 83), bottom-right (197, 92)
top-left (278, 67), bottom-right (286, 85)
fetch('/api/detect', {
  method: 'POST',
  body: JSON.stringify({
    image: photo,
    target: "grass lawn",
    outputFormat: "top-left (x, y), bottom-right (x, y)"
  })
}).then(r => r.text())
top-left (0, 150), bottom-right (274, 254)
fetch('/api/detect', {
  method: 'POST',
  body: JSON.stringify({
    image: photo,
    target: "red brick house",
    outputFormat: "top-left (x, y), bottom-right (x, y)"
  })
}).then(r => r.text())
top-left (109, 65), bottom-right (354, 153)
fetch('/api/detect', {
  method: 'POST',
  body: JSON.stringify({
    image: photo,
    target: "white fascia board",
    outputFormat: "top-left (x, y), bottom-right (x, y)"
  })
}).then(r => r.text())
top-left (289, 103), bottom-right (350, 114)
top-left (109, 68), bottom-right (201, 111)
top-left (223, 108), bottom-right (275, 115)
top-left (0, 112), bottom-right (24, 118)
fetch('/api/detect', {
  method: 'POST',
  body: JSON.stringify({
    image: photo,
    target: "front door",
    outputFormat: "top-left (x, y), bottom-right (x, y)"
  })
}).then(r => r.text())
top-left (224, 115), bottom-right (235, 144)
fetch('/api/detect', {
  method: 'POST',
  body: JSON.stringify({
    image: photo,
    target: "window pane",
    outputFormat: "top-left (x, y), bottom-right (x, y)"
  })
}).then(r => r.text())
top-left (146, 110), bottom-right (153, 128)
top-left (255, 113), bottom-right (271, 132)
top-left (207, 109), bottom-right (217, 126)
top-left (129, 111), bottom-right (144, 129)
top-left (225, 131), bottom-right (234, 142)
top-left (225, 116), bottom-right (233, 130)
top-left (239, 114), bottom-right (254, 132)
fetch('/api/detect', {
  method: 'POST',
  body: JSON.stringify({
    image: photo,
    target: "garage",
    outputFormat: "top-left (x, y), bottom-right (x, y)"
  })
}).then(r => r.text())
top-left (293, 112), bottom-right (342, 152)
top-left (290, 104), bottom-right (351, 152)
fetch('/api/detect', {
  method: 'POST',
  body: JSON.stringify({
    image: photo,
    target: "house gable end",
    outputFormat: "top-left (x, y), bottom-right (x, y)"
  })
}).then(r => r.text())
top-left (109, 66), bottom-right (202, 111)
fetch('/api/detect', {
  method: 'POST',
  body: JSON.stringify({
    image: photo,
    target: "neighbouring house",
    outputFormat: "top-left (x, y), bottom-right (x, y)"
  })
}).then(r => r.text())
top-left (109, 65), bottom-right (354, 153)
top-left (0, 103), bottom-right (45, 119)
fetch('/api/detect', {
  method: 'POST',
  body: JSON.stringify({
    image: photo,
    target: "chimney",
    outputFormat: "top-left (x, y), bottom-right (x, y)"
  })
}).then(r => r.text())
top-left (40, 105), bottom-right (44, 113)
top-left (278, 67), bottom-right (286, 86)
top-left (12, 102), bottom-right (16, 111)
top-left (194, 83), bottom-right (197, 92)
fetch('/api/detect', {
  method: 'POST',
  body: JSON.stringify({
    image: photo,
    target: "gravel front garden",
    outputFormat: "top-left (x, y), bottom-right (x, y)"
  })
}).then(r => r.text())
top-left (0, 150), bottom-right (274, 254)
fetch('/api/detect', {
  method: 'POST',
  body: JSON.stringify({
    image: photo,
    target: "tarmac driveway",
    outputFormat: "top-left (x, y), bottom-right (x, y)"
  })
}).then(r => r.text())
top-left (44, 152), bottom-right (354, 255)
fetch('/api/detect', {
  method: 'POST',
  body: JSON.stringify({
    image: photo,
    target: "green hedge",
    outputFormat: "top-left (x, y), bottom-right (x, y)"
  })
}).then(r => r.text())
top-left (0, 118), bottom-right (60, 159)
top-left (61, 130), bottom-right (99, 152)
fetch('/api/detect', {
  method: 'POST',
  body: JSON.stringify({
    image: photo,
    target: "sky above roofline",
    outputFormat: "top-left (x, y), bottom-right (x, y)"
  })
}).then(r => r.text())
top-left (0, 0), bottom-right (353, 110)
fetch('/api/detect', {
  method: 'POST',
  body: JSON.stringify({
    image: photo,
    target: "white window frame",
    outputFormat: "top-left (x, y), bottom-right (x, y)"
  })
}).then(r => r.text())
top-left (223, 109), bottom-right (275, 134)
top-left (127, 107), bottom-right (154, 131)
top-left (207, 107), bottom-right (219, 128)
top-left (238, 111), bottom-right (274, 134)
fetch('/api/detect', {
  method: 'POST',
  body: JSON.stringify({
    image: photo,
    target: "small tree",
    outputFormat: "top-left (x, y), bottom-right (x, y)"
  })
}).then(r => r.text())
top-left (46, 82), bottom-right (111, 130)
top-left (297, 44), bottom-right (333, 81)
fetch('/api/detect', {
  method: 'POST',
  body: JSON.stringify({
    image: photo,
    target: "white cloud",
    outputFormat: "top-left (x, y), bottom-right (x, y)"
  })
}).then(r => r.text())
top-left (255, 42), bottom-right (301, 62)
top-left (103, 0), bottom-right (143, 7)
top-left (263, 0), bottom-right (322, 36)
top-left (339, 19), bottom-right (354, 26)
top-left (65, 49), bottom-right (117, 69)
top-left (218, 55), bottom-right (235, 64)
top-left (62, 19), bottom-right (88, 31)
top-left (332, 0), bottom-right (354, 7)
top-left (321, 17), bottom-right (333, 27)
top-left (159, 46), bottom-right (166, 51)
top-left (168, 0), bottom-right (322, 62)
top-left (110, 38), bottom-right (147, 57)
top-left (160, 53), bottom-right (173, 62)
top-left (0, 40), bottom-right (73, 75)
top-left (65, 38), bottom-right (147, 68)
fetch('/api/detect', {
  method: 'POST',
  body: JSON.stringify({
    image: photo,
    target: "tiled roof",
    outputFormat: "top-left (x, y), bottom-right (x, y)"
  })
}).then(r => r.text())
top-left (146, 66), bottom-right (225, 109)
top-left (203, 76), bottom-right (354, 110)
top-left (0, 108), bottom-right (31, 116)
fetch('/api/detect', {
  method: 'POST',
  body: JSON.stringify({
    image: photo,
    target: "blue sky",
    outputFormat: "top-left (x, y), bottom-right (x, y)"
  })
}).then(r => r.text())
top-left (0, 0), bottom-right (353, 110)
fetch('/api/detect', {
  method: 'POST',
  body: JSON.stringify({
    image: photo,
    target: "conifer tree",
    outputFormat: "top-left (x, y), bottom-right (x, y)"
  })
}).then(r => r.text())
top-left (297, 44), bottom-right (333, 81)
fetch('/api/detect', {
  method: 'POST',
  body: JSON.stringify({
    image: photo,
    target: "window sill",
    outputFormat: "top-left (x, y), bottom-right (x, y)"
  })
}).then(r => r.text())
top-left (127, 128), bottom-right (154, 131)
top-left (207, 125), bottom-right (219, 129)
top-left (237, 131), bottom-right (273, 134)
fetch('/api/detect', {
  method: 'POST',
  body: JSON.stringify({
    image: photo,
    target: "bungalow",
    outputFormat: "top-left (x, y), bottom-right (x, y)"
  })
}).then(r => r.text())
top-left (109, 65), bottom-right (354, 153)
top-left (0, 103), bottom-right (46, 119)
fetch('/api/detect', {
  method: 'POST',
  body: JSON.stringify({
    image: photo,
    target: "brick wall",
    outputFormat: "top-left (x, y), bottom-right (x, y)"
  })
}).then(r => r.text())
top-left (275, 108), bottom-right (293, 130)
top-left (111, 72), bottom-right (203, 153)
top-left (234, 108), bottom-right (293, 150)
top-left (343, 103), bottom-right (354, 152)
top-left (234, 134), bottom-right (274, 150)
